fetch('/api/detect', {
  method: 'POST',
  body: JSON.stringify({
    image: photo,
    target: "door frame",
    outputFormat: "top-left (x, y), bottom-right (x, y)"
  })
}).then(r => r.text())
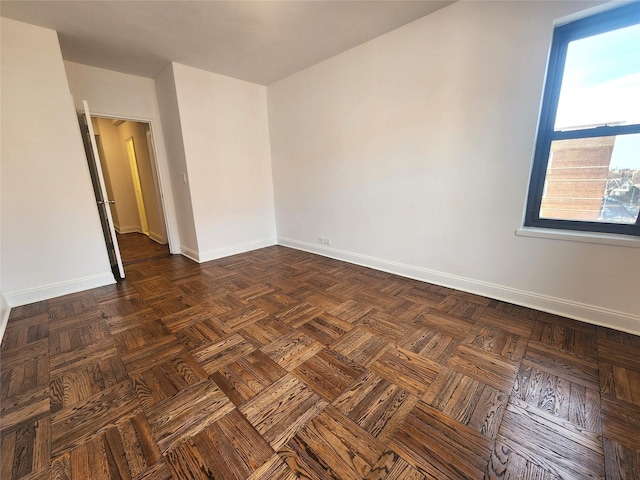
top-left (84, 112), bottom-right (176, 254)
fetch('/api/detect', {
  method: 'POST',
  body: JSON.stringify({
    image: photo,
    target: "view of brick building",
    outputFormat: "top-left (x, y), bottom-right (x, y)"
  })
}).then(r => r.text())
top-left (540, 134), bottom-right (638, 223)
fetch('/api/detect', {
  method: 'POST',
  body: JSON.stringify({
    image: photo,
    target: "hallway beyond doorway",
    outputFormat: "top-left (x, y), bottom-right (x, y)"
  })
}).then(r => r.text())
top-left (116, 232), bottom-right (170, 266)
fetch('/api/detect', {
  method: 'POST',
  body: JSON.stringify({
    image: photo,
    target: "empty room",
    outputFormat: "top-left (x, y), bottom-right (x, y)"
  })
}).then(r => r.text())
top-left (1, 1), bottom-right (639, 479)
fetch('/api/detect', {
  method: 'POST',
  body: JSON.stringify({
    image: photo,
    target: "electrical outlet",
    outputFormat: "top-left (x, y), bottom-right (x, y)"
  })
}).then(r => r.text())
top-left (317, 236), bottom-right (324, 244)
top-left (323, 238), bottom-right (332, 245)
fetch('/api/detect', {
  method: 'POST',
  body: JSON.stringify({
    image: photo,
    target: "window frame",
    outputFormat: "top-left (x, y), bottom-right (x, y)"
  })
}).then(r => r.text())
top-left (524, 2), bottom-right (640, 236)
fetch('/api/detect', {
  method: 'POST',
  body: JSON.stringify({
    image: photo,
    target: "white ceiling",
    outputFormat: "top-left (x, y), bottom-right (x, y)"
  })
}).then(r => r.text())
top-left (0, 1), bottom-right (453, 85)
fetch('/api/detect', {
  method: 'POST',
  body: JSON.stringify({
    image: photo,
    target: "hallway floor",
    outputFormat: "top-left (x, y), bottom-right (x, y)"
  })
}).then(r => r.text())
top-left (116, 232), bottom-right (170, 265)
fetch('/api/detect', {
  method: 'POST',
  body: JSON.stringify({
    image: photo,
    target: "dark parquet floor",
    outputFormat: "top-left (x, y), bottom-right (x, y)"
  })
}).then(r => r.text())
top-left (1, 244), bottom-right (639, 479)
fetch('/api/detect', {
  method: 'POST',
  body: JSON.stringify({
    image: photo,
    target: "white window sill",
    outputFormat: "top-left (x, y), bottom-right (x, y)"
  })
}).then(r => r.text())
top-left (515, 227), bottom-right (640, 248)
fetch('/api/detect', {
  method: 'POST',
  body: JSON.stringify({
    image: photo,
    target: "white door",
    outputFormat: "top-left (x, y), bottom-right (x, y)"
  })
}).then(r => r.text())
top-left (80, 100), bottom-right (125, 279)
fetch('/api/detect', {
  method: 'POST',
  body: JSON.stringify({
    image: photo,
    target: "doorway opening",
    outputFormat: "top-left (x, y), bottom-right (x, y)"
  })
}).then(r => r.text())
top-left (91, 116), bottom-right (170, 268)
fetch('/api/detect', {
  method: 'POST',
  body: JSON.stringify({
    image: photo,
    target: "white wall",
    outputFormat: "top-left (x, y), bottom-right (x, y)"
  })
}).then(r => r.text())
top-left (64, 61), bottom-right (179, 252)
top-left (1, 18), bottom-right (114, 306)
top-left (268, 1), bottom-right (640, 334)
top-left (171, 63), bottom-right (276, 261)
top-left (154, 63), bottom-right (199, 256)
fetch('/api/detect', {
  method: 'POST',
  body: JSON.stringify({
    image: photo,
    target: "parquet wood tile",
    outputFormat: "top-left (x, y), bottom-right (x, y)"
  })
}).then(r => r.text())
top-left (239, 374), bottom-right (328, 451)
top-left (250, 292), bottom-right (299, 317)
top-left (523, 342), bottom-right (600, 390)
top-left (260, 330), bottom-right (323, 371)
top-left (276, 302), bottom-right (323, 327)
top-left (50, 355), bottom-right (128, 412)
top-left (369, 346), bottom-right (440, 397)
top-left (210, 350), bottom-right (287, 406)
top-left (0, 314), bottom-right (49, 351)
top-left (146, 379), bottom-right (234, 454)
top-left (47, 291), bottom-right (99, 322)
top-left (130, 352), bottom-right (208, 410)
top-left (4, 301), bottom-right (49, 322)
top-left (530, 315), bottom-right (599, 360)
top-left (1, 417), bottom-right (50, 480)
top-left (296, 312), bottom-right (353, 345)
top-left (99, 292), bottom-right (150, 319)
top-left (304, 292), bottom-right (346, 312)
top-left (353, 289), bottom-right (403, 313)
top-left (191, 334), bottom-right (256, 374)
top-left (357, 311), bottom-right (416, 343)
top-left (50, 379), bottom-right (142, 456)
top-left (0, 387), bottom-right (50, 434)
top-left (598, 337), bottom-right (640, 407)
top-left (51, 413), bottom-right (161, 480)
top-left (160, 305), bottom-right (216, 334)
top-left (325, 278), bottom-right (369, 300)
top-left (121, 336), bottom-right (185, 376)
top-left (486, 442), bottom-right (563, 480)
top-left (328, 299), bottom-right (374, 324)
top-left (216, 304), bottom-right (270, 333)
top-left (280, 406), bottom-right (386, 480)
top-left (600, 395), bottom-right (640, 452)
top-left (200, 289), bottom-right (249, 316)
top-left (293, 348), bottom-right (365, 402)
top-left (477, 308), bottom-right (535, 338)
top-left (147, 295), bottom-right (197, 318)
top-left (331, 327), bottom-right (390, 367)
top-left (413, 309), bottom-right (476, 340)
top-left (513, 361), bottom-right (602, 433)
top-left (364, 450), bottom-right (426, 480)
top-left (1, 244), bottom-right (638, 479)
top-left (332, 371), bottom-right (419, 443)
top-left (432, 294), bottom-right (487, 322)
top-left (493, 398), bottom-right (605, 479)
top-left (237, 317), bottom-right (293, 349)
top-left (390, 400), bottom-right (493, 479)
top-left (112, 317), bottom-right (169, 353)
top-left (423, 367), bottom-right (507, 440)
top-left (172, 274), bottom-right (225, 301)
top-left (1, 339), bottom-right (49, 400)
top-left (603, 437), bottom-right (640, 480)
top-left (244, 454), bottom-right (297, 480)
top-left (462, 321), bottom-right (529, 362)
top-left (445, 344), bottom-right (520, 392)
top-left (49, 338), bottom-right (119, 379)
top-left (397, 328), bottom-right (459, 364)
top-left (104, 308), bottom-right (159, 334)
top-left (165, 409), bottom-right (274, 480)
top-left (399, 285), bottom-right (450, 309)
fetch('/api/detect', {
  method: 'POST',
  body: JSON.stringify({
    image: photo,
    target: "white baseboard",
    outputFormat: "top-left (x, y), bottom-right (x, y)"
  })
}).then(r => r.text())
top-left (181, 237), bottom-right (277, 264)
top-left (115, 225), bottom-right (140, 234)
top-left (4, 273), bottom-right (116, 308)
top-left (180, 244), bottom-right (201, 263)
top-left (148, 231), bottom-right (167, 244)
top-left (0, 292), bottom-right (10, 346)
top-left (278, 237), bottom-right (640, 336)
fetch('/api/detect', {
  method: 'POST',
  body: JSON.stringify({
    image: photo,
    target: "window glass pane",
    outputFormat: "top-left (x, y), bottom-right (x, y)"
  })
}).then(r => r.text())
top-left (555, 24), bottom-right (640, 130)
top-left (540, 133), bottom-right (640, 224)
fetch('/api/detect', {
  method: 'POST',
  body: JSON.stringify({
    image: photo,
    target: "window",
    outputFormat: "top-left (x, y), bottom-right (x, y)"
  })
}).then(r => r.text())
top-left (525, 3), bottom-right (640, 236)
